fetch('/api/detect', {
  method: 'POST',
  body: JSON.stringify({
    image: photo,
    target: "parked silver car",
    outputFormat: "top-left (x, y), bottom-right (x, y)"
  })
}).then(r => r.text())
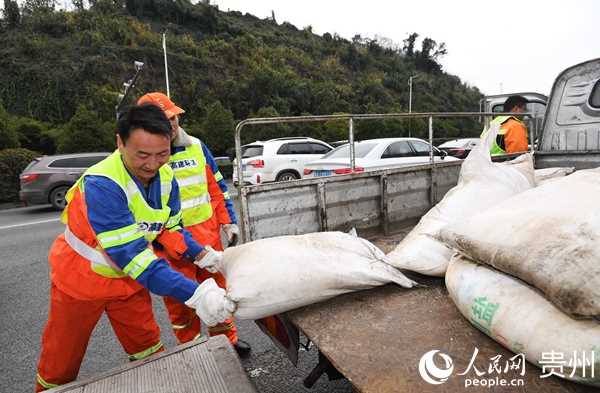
top-left (19, 152), bottom-right (111, 210)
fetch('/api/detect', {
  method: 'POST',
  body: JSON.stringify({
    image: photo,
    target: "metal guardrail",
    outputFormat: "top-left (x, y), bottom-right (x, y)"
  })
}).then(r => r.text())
top-left (234, 112), bottom-right (535, 242)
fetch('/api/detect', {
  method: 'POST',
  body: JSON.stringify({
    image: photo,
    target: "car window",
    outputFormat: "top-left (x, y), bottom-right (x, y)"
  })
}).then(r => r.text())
top-left (381, 141), bottom-right (413, 158)
top-left (409, 140), bottom-right (433, 157)
top-left (323, 143), bottom-right (378, 159)
top-left (309, 143), bottom-right (331, 154)
top-left (48, 156), bottom-right (106, 168)
top-left (77, 155), bottom-right (107, 167)
top-left (277, 143), bottom-right (313, 155)
top-left (242, 145), bottom-right (263, 158)
top-left (23, 159), bottom-right (40, 172)
top-left (591, 79), bottom-right (600, 108)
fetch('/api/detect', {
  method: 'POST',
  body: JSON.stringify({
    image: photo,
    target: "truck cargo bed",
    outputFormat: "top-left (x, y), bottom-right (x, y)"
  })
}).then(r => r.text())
top-left (286, 230), bottom-right (596, 393)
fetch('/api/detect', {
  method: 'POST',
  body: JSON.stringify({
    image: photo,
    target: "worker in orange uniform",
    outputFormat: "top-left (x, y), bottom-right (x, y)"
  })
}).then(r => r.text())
top-left (35, 104), bottom-right (235, 391)
top-left (137, 92), bottom-right (251, 357)
top-left (484, 95), bottom-right (529, 155)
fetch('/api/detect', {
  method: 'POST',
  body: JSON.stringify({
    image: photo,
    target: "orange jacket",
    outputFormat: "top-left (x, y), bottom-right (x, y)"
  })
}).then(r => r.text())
top-left (502, 118), bottom-right (529, 153)
top-left (51, 187), bottom-right (195, 301)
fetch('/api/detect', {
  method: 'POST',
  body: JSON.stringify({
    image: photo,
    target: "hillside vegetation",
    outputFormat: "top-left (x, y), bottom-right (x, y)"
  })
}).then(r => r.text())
top-left (1, 0), bottom-right (483, 157)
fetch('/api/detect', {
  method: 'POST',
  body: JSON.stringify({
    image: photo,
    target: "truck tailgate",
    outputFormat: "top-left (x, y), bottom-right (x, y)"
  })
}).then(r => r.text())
top-left (47, 335), bottom-right (257, 393)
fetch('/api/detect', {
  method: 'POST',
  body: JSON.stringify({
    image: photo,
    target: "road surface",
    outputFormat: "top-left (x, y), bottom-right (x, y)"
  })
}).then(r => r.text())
top-left (0, 201), bottom-right (353, 393)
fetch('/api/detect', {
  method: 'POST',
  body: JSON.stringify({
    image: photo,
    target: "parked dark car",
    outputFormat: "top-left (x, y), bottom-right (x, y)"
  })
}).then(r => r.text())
top-left (437, 138), bottom-right (480, 159)
top-left (19, 152), bottom-right (111, 210)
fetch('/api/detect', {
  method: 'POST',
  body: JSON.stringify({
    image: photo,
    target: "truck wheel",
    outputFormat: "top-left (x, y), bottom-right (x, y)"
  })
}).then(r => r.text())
top-left (50, 186), bottom-right (69, 210)
top-left (276, 171), bottom-right (299, 182)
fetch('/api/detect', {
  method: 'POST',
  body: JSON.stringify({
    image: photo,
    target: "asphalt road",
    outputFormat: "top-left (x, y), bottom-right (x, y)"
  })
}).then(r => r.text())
top-left (0, 199), bottom-right (353, 393)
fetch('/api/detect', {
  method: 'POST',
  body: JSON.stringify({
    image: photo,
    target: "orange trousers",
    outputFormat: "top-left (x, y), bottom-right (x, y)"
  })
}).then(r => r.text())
top-left (35, 284), bottom-right (163, 392)
top-left (159, 222), bottom-right (238, 345)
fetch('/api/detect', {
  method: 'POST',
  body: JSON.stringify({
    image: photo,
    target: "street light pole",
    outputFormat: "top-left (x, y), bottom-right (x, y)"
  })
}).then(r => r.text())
top-left (408, 74), bottom-right (419, 137)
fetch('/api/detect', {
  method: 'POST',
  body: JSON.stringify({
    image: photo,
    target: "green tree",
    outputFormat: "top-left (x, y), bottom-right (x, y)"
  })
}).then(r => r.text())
top-left (12, 117), bottom-right (55, 154)
top-left (56, 105), bottom-right (115, 153)
top-left (22, 0), bottom-right (56, 15)
top-left (403, 33), bottom-right (418, 57)
top-left (196, 101), bottom-right (235, 156)
top-left (0, 105), bottom-right (20, 150)
top-left (246, 106), bottom-right (290, 143)
top-left (0, 148), bottom-right (38, 202)
top-left (2, 0), bottom-right (21, 28)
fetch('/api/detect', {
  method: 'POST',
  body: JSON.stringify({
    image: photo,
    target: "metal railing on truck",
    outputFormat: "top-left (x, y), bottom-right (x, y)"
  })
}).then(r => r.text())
top-left (234, 112), bottom-right (534, 243)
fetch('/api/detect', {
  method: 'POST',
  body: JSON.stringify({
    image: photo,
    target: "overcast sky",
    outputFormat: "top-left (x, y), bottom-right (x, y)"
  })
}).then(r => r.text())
top-left (212, 0), bottom-right (599, 96)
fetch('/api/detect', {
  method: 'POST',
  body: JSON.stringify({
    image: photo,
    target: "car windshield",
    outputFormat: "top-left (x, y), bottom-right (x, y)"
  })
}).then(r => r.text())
top-left (242, 145), bottom-right (263, 158)
top-left (323, 143), bottom-right (378, 159)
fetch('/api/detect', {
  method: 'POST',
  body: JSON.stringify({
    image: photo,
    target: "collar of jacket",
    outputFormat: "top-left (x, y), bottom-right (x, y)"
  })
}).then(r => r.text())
top-left (172, 127), bottom-right (194, 147)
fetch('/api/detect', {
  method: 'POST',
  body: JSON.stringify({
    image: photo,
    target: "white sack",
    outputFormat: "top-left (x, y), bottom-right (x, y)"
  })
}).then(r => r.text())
top-left (386, 124), bottom-right (535, 277)
top-left (446, 255), bottom-right (600, 386)
top-left (221, 231), bottom-right (417, 320)
top-left (534, 167), bottom-right (575, 186)
top-left (439, 168), bottom-right (600, 318)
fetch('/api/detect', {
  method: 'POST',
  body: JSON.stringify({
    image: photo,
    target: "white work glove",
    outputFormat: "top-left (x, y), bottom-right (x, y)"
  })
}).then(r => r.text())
top-left (222, 223), bottom-right (239, 246)
top-left (185, 278), bottom-right (236, 327)
top-left (194, 246), bottom-right (223, 273)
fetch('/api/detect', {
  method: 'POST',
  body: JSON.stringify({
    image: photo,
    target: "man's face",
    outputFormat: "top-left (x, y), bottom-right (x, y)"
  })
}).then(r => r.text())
top-left (512, 105), bottom-right (527, 114)
top-left (117, 128), bottom-right (171, 185)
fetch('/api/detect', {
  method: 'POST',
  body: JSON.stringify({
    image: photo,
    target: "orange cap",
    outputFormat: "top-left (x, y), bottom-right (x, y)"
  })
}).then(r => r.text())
top-left (137, 92), bottom-right (185, 119)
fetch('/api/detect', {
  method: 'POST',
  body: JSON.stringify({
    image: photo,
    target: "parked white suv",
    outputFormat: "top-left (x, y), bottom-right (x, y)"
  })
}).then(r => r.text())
top-left (233, 137), bottom-right (333, 185)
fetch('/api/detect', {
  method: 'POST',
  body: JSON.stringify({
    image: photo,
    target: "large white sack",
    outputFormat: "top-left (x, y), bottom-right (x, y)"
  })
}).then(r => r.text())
top-left (221, 231), bottom-right (417, 320)
top-left (439, 168), bottom-right (600, 318)
top-left (386, 124), bottom-right (535, 277)
top-left (446, 255), bottom-right (600, 386)
top-left (534, 167), bottom-right (575, 186)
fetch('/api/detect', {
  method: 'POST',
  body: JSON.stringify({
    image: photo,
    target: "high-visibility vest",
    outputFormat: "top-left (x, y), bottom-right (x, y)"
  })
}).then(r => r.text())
top-left (169, 137), bottom-right (213, 226)
top-left (481, 115), bottom-right (524, 155)
top-left (61, 150), bottom-right (178, 278)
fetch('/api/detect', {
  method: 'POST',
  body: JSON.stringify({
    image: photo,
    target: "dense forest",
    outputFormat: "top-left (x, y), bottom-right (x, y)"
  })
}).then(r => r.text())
top-left (0, 0), bottom-right (483, 159)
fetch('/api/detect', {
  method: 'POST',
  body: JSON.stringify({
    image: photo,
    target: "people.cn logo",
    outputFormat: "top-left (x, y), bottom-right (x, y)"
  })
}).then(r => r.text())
top-left (418, 350), bottom-right (454, 385)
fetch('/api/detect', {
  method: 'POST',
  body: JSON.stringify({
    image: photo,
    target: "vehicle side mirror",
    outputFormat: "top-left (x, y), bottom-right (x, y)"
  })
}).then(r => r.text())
top-left (435, 149), bottom-right (448, 159)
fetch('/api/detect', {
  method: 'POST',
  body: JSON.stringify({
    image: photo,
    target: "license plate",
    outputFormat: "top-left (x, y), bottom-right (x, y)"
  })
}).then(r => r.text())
top-left (241, 164), bottom-right (247, 171)
top-left (315, 170), bottom-right (333, 177)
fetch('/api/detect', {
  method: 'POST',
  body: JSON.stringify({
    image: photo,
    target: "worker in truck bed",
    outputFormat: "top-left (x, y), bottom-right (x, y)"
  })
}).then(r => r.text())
top-left (35, 104), bottom-right (234, 392)
top-left (137, 92), bottom-right (251, 358)
top-left (484, 95), bottom-right (529, 155)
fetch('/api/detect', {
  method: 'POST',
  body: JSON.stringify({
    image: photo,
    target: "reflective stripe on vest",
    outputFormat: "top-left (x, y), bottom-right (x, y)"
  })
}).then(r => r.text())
top-left (170, 138), bottom-right (213, 226)
top-left (61, 151), bottom-right (173, 279)
top-left (64, 226), bottom-right (128, 278)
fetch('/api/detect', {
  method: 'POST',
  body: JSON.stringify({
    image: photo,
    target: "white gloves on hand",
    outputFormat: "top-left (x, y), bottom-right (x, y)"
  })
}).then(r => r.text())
top-left (222, 224), bottom-right (240, 246)
top-left (194, 246), bottom-right (223, 273)
top-left (185, 278), bottom-right (236, 327)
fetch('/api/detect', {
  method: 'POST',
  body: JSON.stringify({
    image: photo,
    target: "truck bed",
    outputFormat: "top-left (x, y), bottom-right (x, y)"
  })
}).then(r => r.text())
top-left (46, 335), bottom-right (257, 393)
top-left (286, 229), bottom-right (596, 393)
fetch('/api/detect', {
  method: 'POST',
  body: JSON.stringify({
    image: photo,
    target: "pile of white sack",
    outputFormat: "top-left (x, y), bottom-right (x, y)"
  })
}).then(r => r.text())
top-left (386, 123), bottom-right (536, 276)
top-left (439, 168), bottom-right (600, 319)
top-left (434, 163), bottom-right (599, 385)
top-left (218, 231), bottom-right (416, 320)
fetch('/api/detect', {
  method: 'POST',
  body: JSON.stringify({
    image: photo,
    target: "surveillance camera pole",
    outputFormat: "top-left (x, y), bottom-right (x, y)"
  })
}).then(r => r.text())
top-left (408, 74), bottom-right (419, 137)
top-left (115, 61), bottom-right (145, 119)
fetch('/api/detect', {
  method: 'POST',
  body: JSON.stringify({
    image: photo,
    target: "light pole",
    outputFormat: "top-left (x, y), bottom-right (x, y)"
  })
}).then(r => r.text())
top-left (408, 74), bottom-right (419, 136)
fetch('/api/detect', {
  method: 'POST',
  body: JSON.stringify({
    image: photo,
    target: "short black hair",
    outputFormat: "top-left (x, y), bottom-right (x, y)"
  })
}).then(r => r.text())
top-left (117, 104), bottom-right (171, 144)
top-left (503, 95), bottom-right (528, 112)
